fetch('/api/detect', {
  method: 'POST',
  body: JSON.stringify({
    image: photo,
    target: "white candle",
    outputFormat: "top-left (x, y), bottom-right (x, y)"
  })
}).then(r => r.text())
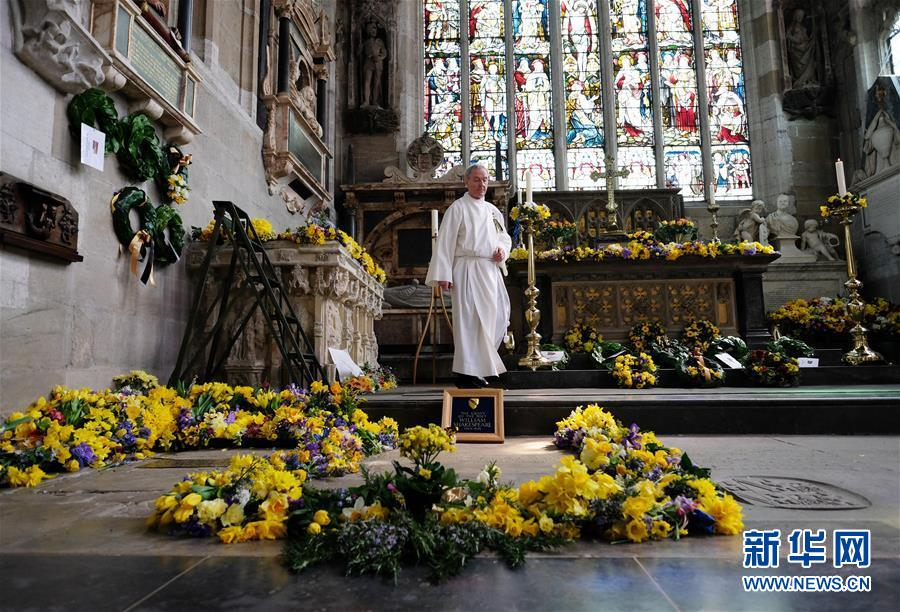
top-left (836, 159), bottom-right (847, 196)
top-left (431, 209), bottom-right (439, 236)
top-left (708, 181), bottom-right (716, 206)
top-left (517, 188), bottom-right (523, 205)
top-left (525, 170), bottom-right (533, 204)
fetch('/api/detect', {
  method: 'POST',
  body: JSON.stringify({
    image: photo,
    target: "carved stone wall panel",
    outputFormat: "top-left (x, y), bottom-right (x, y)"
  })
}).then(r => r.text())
top-left (552, 279), bottom-right (738, 341)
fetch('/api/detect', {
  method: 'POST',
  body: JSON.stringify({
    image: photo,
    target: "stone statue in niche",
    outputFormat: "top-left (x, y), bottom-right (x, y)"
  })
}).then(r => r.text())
top-left (800, 219), bottom-right (840, 261)
top-left (778, 1), bottom-right (832, 119)
top-left (854, 78), bottom-right (900, 182)
top-left (733, 200), bottom-right (770, 245)
top-left (360, 21), bottom-right (387, 108)
top-left (785, 8), bottom-right (818, 88)
top-left (765, 194), bottom-right (799, 239)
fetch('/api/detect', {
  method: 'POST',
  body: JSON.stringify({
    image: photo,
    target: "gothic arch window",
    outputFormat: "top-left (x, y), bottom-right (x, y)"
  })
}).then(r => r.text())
top-left (423, 0), bottom-right (752, 201)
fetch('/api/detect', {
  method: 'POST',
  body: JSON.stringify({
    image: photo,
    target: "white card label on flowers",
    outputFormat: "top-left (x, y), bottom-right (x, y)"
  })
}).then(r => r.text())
top-left (715, 353), bottom-right (744, 369)
top-left (80, 123), bottom-right (105, 171)
top-left (541, 351), bottom-right (566, 363)
top-left (798, 357), bottom-right (820, 368)
top-left (328, 347), bottom-right (363, 380)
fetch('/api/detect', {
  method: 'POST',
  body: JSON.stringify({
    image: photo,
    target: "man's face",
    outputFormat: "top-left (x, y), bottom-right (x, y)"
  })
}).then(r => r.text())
top-left (465, 166), bottom-right (489, 199)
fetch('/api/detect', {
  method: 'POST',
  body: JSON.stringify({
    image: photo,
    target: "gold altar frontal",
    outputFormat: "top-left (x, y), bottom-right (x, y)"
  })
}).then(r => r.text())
top-left (506, 254), bottom-right (777, 347)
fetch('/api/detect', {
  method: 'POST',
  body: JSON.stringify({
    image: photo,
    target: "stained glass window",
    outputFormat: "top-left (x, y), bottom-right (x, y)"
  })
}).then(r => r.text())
top-left (424, 1), bottom-right (463, 177)
top-left (702, 0), bottom-right (750, 199)
top-left (423, 0), bottom-right (752, 200)
top-left (512, 0), bottom-right (554, 188)
top-left (561, 0), bottom-right (604, 190)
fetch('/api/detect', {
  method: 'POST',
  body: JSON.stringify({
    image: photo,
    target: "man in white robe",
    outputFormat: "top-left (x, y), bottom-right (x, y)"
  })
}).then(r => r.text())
top-left (426, 164), bottom-right (511, 387)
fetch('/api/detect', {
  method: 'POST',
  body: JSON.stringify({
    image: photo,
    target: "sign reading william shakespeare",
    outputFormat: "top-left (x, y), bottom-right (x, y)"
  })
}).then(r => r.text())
top-left (0, 173), bottom-right (82, 262)
top-left (441, 389), bottom-right (504, 443)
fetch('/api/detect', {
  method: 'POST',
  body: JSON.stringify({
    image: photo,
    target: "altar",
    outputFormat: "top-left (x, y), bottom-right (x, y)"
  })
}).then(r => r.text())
top-left (506, 254), bottom-right (778, 352)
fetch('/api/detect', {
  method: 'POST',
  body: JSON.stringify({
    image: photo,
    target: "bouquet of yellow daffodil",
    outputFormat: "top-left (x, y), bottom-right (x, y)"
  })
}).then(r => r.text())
top-left (821, 192), bottom-right (866, 220)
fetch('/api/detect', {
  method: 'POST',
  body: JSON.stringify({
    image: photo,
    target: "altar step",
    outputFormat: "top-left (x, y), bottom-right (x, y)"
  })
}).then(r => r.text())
top-left (363, 383), bottom-right (900, 436)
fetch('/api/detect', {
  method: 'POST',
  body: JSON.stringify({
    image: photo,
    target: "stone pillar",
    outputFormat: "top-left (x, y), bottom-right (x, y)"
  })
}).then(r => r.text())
top-left (736, 270), bottom-right (772, 349)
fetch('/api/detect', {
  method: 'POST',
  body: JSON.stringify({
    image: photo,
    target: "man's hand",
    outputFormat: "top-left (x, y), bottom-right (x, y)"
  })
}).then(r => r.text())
top-left (492, 248), bottom-right (505, 263)
top-left (438, 281), bottom-right (453, 290)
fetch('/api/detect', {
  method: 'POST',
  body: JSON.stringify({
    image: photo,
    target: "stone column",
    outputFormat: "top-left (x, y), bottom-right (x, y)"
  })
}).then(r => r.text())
top-left (177, 0), bottom-right (194, 54)
top-left (736, 269), bottom-right (772, 348)
top-left (277, 16), bottom-right (291, 94)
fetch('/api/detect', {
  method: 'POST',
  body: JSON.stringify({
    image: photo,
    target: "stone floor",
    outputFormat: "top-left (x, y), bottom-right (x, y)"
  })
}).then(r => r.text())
top-left (1, 436), bottom-right (899, 611)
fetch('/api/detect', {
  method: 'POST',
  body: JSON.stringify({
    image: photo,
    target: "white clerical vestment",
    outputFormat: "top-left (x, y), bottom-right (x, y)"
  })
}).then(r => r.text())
top-left (425, 193), bottom-right (512, 377)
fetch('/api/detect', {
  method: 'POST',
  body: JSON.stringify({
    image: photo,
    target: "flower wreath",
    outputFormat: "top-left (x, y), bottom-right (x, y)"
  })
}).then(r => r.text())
top-left (680, 319), bottom-right (720, 352)
top-left (563, 322), bottom-right (602, 354)
top-left (676, 353), bottom-right (725, 388)
top-left (627, 321), bottom-right (667, 352)
top-left (612, 353), bottom-right (657, 389)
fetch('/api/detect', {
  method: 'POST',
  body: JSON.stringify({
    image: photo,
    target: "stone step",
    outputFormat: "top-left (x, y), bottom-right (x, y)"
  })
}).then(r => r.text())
top-left (364, 384), bottom-right (900, 435)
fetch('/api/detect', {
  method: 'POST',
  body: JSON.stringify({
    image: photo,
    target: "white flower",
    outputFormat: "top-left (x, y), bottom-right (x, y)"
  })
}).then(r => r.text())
top-left (233, 487), bottom-right (251, 507)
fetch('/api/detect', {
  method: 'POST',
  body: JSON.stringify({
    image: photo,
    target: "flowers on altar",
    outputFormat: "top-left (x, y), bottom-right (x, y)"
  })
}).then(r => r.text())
top-left (655, 218), bottom-right (698, 243)
top-left (768, 297), bottom-right (900, 339)
top-left (0, 373), bottom-right (398, 489)
top-left (612, 353), bottom-right (658, 389)
top-left (509, 202), bottom-right (551, 224)
top-left (563, 322), bottom-right (602, 354)
top-left (821, 192), bottom-right (866, 220)
top-left (539, 219), bottom-right (576, 246)
top-left (517, 239), bottom-right (774, 264)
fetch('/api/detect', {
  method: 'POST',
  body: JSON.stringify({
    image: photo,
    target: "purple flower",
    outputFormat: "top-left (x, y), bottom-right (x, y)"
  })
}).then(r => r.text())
top-left (225, 411), bottom-right (237, 424)
top-left (622, 423), bottom-right (642, 450)
top-left (70, 442), bottom-right (96, 467)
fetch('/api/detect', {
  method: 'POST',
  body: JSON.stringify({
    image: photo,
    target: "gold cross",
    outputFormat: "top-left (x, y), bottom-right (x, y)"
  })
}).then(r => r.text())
top-left (591, 154), bottom-right (630, 231)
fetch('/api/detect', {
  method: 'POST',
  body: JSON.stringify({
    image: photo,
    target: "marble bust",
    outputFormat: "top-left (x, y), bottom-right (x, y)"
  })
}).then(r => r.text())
top-left (765, 194), bottom-right (799, 238)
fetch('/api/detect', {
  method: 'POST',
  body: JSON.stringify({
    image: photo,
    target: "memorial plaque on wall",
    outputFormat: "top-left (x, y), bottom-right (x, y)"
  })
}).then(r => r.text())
top-left (289, 114), bottom-right (324, 183)
top-left (0, 173), bottom-right (82, 262)
top-left (442, 389), bottom-right (504, 443)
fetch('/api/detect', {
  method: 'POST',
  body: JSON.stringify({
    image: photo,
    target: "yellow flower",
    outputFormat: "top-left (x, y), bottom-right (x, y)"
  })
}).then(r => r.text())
top-left (6, 465), bottom-right (46, 487)
top-left (651, 520), bottom-right (671, 539)
top-left (218, 525), bottom-right (245, 544)
top-left (700, 493), bottom-right (744, 535)
top-left (221, 502), bottom-right (246, 527)
top-left (538, 514), bottom-right (554, 533)
top-left (313, 510), bottom-right (331, 526)
top-left (307, 522), bottom-right (322, 535)
top-left (621, 494), bottom-right (654, 521)
top-left (418, 467), bottom-right (432, 479)
top-left (309, 380), bottom-right (328, 393)
top-left (173, 492), bottom-right (203, 523)
top-left (625, 518), bottom-right (649, 543)
top-left (197, 498), bottom-right (228, 524)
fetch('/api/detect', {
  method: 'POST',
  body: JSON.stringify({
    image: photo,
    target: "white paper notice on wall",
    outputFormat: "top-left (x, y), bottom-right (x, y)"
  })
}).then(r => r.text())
top-left (715, 352), bottom-right (744, 369)
top-left (80, 123), bottom-right (105, 171)
top-left (797, 357), bottom-right (820, 368)
top-left (328, 347), bottom-right (363, 380)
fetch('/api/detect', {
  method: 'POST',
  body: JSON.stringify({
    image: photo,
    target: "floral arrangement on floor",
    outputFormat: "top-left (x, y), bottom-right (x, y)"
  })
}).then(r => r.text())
top-left (612, 353), bottom-right (658, 389)
top-left (276, 406), bottom-right (744, 582)
top-left (194, 219), bottom-right (387, 284)
top-left (745, 350), bottom-right (800, 387)
top-left (359, 364), bottom-right (398, 392)
top-left (820, 192), bottom-right (866, 220)
top-left (563, 322), bottom-right (602, 354)
top-left (655, 218), bottom-right (698, 243)
top-left (675, 354), bottom-right (725, 388)
top-left (680, 319), bottom-right (721, 352)
top-left (768, 297), bottom-right (900, 339)
top-left (509, 202), bottom-right (551, 224)
top-left (508, 239), bottom-right (775, 263)
top-left (0, 372), bottom-right (398, 489)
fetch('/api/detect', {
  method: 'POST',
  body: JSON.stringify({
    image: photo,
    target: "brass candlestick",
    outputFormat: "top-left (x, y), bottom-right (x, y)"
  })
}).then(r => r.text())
top-left (517, 217), bottom-right (551, 371)
top-left (707, 197), bottom-right (721, 243)
top-left (830, 204), bottom-right (882, 365)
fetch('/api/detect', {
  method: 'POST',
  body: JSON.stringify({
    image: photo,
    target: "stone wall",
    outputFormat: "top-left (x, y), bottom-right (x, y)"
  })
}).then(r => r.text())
top-left (0, 0), bottom-right (334, 411)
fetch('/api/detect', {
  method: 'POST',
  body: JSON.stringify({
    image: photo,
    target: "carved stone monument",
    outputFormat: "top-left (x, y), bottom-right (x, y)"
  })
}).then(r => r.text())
top-left (765, 194), bottom-right (813, 263)
top-left (187, 241), bottom-right (383, 386)
top-left (853, 77), bottom-right (900, 183)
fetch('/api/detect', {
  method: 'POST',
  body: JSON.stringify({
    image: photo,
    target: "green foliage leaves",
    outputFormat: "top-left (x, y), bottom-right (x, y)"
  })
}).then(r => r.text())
top-left (67, 88), bottom-right (122, 154)
top-left (117, 114), bottom-right (166, 182)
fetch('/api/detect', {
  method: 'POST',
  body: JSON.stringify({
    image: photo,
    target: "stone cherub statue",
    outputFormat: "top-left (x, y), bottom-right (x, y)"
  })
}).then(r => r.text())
top-left (733, 199), bottom-right (769, 245)
top-left (800, 219), bottom-right (840, 261)
top-left (765, 193), bottom-right (799, 239)
top-left (360, 21), bottom-right (387, 108)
